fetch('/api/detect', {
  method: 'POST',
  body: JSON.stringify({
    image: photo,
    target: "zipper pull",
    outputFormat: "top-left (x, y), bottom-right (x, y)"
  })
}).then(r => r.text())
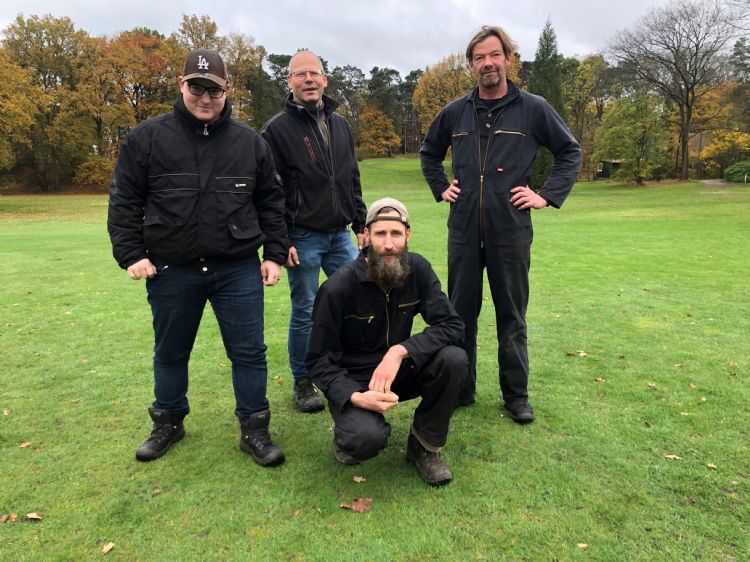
top-left (202, 124), bottom-right (209, 136)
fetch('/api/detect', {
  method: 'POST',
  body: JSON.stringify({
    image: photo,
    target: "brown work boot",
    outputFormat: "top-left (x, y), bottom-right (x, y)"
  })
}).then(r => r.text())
top-left (406, 434), bottom-right (452, 486)
top-left (332, 439), bottom-right (360, 465)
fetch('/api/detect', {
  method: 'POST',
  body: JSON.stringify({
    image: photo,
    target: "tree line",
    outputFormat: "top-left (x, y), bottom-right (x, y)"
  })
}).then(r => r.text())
top-left (0, 1), bottom-right (748, 192)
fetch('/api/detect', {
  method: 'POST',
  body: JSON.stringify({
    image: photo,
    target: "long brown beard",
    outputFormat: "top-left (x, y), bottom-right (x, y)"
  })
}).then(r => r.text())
top-left (367, 245), bottom-right (411, 289)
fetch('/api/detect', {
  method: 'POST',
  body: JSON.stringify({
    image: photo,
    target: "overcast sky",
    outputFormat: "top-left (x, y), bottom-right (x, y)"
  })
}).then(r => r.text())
top-left (1, 0), bottom-right (673, 74)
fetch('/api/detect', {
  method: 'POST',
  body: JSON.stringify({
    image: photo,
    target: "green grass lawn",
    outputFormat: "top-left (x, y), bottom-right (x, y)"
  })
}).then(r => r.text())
top-left (1, 159), bottom-right (748, 561)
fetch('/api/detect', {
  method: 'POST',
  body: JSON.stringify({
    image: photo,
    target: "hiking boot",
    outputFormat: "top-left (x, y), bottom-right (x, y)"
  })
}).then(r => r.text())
top-left (293, 377), bottom-right (325, 413)
top-left (406, 434), bottom-right (452, 486)
top-left (135, 407), bottom-right (185, 462)
top-left (239, 409), bottom-right (285, 467)
top-left (332, 439), bottom-right (360, 465)
top-left (504, 399), bottom-right (535, 424)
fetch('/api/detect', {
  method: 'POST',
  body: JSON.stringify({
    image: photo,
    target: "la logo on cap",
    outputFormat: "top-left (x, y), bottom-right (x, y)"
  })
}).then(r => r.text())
top-left (197, 55), bottom-right (210, 70)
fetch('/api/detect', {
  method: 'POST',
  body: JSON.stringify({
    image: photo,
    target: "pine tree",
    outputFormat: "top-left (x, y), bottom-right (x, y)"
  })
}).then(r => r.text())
top-left (527, 19), bottom-right (567, 188)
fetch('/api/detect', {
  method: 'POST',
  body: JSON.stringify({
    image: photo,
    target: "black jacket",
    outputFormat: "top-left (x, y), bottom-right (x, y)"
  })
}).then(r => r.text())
top-left (420, 82), bottom-right (581, 245)
top-left (261, 94), bottom-right (366, 233)
top-left (306, 251), bottom-right (464, 411)
top-left (108, 95), bottom-right (288, 269)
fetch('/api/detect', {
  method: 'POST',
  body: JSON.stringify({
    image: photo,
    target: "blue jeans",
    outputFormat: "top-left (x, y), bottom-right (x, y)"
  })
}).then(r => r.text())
top-left (146, 257), bottom-right (269, 421)
top-left (287, 226), bottom-right (359, 379)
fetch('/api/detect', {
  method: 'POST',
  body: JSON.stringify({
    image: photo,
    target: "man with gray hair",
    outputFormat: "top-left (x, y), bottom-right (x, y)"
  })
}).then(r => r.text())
top-left (262, 50), bottom-right (366, 414)
top-left (306, 198), bottom-right (467, 486)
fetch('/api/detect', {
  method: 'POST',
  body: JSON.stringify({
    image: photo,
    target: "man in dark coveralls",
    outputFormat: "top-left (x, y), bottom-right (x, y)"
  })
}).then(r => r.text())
top-left (108, 48), bottom-right (288, 467)
top-left (420, 26), bottom-right (581, 423)
top-left (306, 198), bottom-right (467, 486)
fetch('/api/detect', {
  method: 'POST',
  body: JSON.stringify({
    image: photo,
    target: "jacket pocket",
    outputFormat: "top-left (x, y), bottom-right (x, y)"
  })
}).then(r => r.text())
top-left (143, 214), bottom-right (188, 257)
top-left (146, 174), bottom-right (200, 224)
top-left (343, 313), bottom-right (378, 348)
top-left (397, 299), bottom-right (420, 319)
top-left (214, 176), bottom-right (256, 222)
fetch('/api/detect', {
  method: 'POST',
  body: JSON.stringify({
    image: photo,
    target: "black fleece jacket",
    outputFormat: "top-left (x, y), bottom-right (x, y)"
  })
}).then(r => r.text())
top-left (261, 94), bottom-right (366, 234)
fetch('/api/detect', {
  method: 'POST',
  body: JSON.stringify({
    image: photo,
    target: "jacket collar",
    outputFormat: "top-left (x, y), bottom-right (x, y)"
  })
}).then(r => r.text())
top-left (468, 79), bottom-right (520, 109)
top-left (174, 94), bottom-right (232, 135)
top-left (284, 92), bottom-right (340, 118)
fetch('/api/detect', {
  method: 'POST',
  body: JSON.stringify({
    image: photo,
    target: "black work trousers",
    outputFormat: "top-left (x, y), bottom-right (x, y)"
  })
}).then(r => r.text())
top-left (448, 240), bottom-right (531, 403)
top-left (331, 346), bottom-right (467, 461)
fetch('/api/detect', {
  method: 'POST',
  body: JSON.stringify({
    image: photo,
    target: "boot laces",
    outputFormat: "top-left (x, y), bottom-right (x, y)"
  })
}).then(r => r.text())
top-left (148, 423), bottom-right (178, 446)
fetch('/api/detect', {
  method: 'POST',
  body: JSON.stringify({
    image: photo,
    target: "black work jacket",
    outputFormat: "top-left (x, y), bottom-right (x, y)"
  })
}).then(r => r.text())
top-left (108, 95), bottom-right (288, 269)
top-left (261, 94), bottom-right (366, 233)
top-left (306, 251), bottom-right (464, 411)
top-left (420, 82), bottom-right (581, 246)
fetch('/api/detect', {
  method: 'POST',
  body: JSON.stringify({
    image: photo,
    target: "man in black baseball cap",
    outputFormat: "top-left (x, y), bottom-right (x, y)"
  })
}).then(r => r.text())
top-left (183, 48), bottom-right (228, 88)
top-left (108, 46), bottom-right (289, 468)
top-left (178, 48), bottom-right (230, 124)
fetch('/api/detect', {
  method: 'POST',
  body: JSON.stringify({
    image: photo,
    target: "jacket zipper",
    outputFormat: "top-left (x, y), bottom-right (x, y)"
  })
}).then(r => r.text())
top-left (292, 179), bottom-right (300, 230)
top-left (305, 113), bottom-right (338, 221)
top-left (383, 289), bottom-right (391, 347)
top-left (472, 105), bottom-right (504, 249)
top-left (344, 314), bottom-right (375, 323)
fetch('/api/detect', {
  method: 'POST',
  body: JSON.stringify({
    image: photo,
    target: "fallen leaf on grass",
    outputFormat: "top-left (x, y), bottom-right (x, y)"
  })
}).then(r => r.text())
top-left (674, 363), bottom-right (683, 368)
top-left (577, 351), bottom-right (588, 357)
top-left (293, 509), bottom-right (301, 516)
top-left (152, 488), bottom-right (162, 496)
top-left (577, 543), bottom-right (589, 549)
top-left (685, 497), bottom-right (696, 505)
top-left (644, 421), bottom-right (652, 428)
top-left (0, 515), bottom-right (9, 523)
top-left (664, 454), bottom-right (682, 461)
top-left (688, 383), bottom-right (696, 389)
top-left (19, 441), bottom-right (32, 448)
top-left (594, 377), bottom-right (605, 383)
top-left (3, 408), bottom-right (9, 416)
top-left (101, 542), bottom-right (115, 555)
top-left (729, 360), bottom-right (737, 368)
top-left (680, 412), bottom-right (690, 416)
top-left (11, 513), bottom-right (17, 521)
top-left (706, 463), bottom-right (717, 470)
top-left (646, 383), bottom-right (657, 390)
top-left (352, 476), bottom-right (366, 483)
top-left (340, 497), bottom-right (373, 513)
top-left (24, 512), bottom-right (42, 521)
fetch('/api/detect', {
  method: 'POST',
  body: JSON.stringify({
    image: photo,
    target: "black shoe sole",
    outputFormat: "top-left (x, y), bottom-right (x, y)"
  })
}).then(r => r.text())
top-left (504, 405), bottom-right (535, 424)
top-left (239, 441), bottom-right (286, 467)
top-left (135, 427), bottom-right (185, 462)
top-left (295, 401), bottom-right (325, 413)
